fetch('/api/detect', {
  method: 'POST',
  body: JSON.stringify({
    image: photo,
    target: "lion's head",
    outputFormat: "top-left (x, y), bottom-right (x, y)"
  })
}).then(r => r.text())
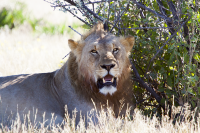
top-left (68, 22), bottom-right (134, 96)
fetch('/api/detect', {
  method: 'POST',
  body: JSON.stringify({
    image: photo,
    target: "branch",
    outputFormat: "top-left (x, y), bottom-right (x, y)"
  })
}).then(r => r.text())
top-left (64, 0), bottom-right (76, 6)
top-left (131, 61), bottom-right (165, 109)
top-left (183, 22), bottom-right (190, 45)
top-left (157, 0), bottom-right (175, 34)
top-left (54, 0), bottom-right (115, 7)
top-left (80, 0), bottom-right (103, 21)
top-left (131, 0), bottom-right (173, 23)
top-left (167, 1), bottom-right (179, 24)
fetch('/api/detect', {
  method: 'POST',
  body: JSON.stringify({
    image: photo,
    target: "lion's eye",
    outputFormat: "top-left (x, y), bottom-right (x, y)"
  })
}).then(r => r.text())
top-left (91, 50), bottom-right (98, 55)
top-left (113, 48), bottom-right (119, 54)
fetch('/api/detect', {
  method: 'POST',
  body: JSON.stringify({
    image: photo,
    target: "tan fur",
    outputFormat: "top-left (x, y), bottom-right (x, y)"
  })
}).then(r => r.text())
top-left (0, 22), bottom-right (135, 127)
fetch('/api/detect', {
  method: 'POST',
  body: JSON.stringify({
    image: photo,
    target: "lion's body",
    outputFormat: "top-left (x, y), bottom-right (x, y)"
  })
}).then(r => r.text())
top-left (0, 72), bottom-right (64, 126)
top-left (0, 22), bottom-right (135, 127)
top-left (0, 63), bottom-right (96, 126)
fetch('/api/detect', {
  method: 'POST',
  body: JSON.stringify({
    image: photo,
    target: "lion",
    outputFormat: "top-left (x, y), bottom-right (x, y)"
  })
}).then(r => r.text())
top-left (0, 22), bottom-right (135, 127)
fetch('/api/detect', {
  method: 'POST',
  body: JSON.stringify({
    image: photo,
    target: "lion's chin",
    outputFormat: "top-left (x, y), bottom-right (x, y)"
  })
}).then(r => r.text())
top-left (99, 86), bottom-right (117, 95)
top-left (97, 74), bottom-right (117, 95)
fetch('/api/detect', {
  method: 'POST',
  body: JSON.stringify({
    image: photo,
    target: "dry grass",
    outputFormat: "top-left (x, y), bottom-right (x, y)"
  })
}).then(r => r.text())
top-left (0, 26), bottom-right (71, 76)
top-left (0, 105), bottom-right (199, 132)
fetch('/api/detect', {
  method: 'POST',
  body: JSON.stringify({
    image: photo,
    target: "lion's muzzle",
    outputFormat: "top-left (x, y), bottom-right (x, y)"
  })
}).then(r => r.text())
top-left (96, 64), bottom-right (118, 95)
top-left (97, 74), bottom-right (117, 95)
top-left (97, 74), bottom-right (117, 88)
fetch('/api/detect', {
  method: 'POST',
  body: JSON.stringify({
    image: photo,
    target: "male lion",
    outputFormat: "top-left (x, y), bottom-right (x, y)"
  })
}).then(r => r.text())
top-left (0, 22), bottom-right (135, 127)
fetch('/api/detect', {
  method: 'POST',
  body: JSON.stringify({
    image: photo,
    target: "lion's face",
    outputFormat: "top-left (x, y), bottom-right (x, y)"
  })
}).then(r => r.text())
top-left (68, 23), bottom-right (134, 95)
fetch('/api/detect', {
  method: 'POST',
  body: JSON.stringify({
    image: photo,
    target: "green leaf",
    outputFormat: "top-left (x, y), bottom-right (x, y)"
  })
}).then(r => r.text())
top-left (187, 88), bottom-right (195, 95)
top-left (167, 77), bottom-right (172, 86)
top-left (194, 53), bottom-right (200, 62)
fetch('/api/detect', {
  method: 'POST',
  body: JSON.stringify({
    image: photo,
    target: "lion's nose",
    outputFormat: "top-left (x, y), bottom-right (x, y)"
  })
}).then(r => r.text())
top-left (101, 64), bottom-right (115, 71)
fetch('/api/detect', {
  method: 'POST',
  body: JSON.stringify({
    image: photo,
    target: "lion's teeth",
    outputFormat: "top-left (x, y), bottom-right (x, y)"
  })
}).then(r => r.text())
top-left (111, 78), bottom-right (114, 83)
top-left (103, 78), bottom-right (106, 83)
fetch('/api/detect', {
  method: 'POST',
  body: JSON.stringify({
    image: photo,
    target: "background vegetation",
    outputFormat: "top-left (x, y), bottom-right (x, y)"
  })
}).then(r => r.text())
top-left (48, 0), bottom-right (200, 119)
top-left (0, 2), bottom-right (80, 35)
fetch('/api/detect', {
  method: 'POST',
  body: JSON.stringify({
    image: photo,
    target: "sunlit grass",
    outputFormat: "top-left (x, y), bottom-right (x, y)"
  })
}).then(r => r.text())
top-left (0, 104), bottom-right (200, 132)
top-left (0, 26), bottom-right (71, 76)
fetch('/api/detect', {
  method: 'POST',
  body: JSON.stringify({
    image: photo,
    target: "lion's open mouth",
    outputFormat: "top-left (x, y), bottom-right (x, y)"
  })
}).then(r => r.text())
top-left (97, 74), bottom-right (117, 89)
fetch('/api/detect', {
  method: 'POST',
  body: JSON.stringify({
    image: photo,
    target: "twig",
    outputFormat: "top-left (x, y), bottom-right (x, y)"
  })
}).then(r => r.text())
top-left (145, 14), bottom-right (191, 74)
top-left (44, 0), bottom-right (55, 5)
top-left (135, 98), bottom-right (148, 105)
top-left (68, 26), bottom-right (82, 36)
top-left (65, 8), bottom-right (92, 27)
top-left (120, 27), bottom-right (172, 30)
top-left (92, 2), bottom-right (94, 12)
top-left (62, 52), bottom-right (71, 59)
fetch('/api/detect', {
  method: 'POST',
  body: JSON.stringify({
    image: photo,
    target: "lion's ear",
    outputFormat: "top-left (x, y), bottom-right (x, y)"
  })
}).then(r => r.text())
top-left (120, 36), bottom-right (135, 52)
top-left (68, 39), bottom-right (78, 51)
